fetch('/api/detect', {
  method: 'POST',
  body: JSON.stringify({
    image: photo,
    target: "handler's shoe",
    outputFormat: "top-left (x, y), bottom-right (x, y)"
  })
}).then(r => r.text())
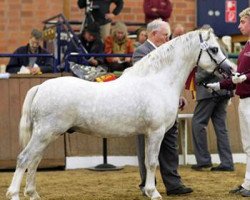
top-left (191, 164), bottom-right (212, 171)
top-left (229, 185), bottom-right (244, 194)
top-left (211, 164), bottom-right (234, 171)
top-left (167, 185), bottom-right (193, 196)
top-left (241, 188), bottom-right (250, 197)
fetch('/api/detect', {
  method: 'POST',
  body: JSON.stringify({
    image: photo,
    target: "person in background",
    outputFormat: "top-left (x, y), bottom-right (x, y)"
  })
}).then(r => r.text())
top-left (191, 68), bottom-right (234, 171)
top-left (143, 0), bottom-right (173, 23)
top-left (134, 27), bottom-right (147, 48)
top-left (191, 25), bottom-right (234, 172)
top-left (6, 29), bottom-right (53, 74)
top-left (66, 22), bottom-right (104, 67)
top-left (104, 21), bottom-right (134, 72)
top-left (77, 0), bottom-right (124, 40)
top-left (133, 18), bottom-right (193, 196)
top-left (206, 7), bottom-right (250, 197)
top-left (170, 23), bottom-right (185, 39)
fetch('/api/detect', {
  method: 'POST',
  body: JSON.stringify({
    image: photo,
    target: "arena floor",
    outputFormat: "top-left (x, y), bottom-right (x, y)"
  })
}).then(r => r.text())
top-left (0, 164), bottom-right (246, 200)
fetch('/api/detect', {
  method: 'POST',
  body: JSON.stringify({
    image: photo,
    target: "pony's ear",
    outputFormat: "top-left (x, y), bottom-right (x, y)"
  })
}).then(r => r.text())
top-left (209, 28), bottom-right (214, 33)
top-left (204, 29), bottom-right (213, 41)
top-left (199, 30), bottom-right (209, 50)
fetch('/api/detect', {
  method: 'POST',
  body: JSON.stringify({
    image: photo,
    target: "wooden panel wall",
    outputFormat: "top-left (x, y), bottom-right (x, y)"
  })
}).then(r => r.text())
top-left (0, 74), bottom-right (65, 169)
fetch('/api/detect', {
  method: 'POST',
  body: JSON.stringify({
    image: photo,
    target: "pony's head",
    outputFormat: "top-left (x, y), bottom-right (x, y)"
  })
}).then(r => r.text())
top-left (196, 29), bottom-right (234, 77)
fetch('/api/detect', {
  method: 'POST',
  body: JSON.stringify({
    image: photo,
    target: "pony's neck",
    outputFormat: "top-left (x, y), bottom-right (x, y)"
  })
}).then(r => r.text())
top-left (157, 59), bottom-right (195, 97)
top-left (123, 31), bottom-right (201, 95)
top-left (153, 32), bottom-right (200, 94)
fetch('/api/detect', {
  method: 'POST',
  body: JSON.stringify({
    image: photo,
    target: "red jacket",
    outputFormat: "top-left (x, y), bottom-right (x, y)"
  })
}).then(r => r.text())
top-left (220, 42), bottom-right (250, 98)
top-left (143, 0), bottom-right (173, 23)
top-left (104, 36), bottom-right (134, 63)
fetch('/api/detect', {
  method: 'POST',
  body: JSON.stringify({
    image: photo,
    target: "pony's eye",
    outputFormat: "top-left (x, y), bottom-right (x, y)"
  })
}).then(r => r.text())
top-left (210, 47), bottom-right (218, 54)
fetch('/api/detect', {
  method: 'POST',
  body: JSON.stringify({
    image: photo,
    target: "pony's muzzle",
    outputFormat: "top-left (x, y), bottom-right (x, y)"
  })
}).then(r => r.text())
top-left (218, 59), bottom-right (234, 77)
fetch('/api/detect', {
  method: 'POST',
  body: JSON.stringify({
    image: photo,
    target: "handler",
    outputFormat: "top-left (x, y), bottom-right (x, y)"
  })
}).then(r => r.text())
top-left (207, 7), bottom-right (250, 197)
top-left (132, 18), bottom-right (193, 196)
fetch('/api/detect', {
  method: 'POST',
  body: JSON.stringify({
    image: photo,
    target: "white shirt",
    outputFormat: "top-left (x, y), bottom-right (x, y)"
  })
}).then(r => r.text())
top-left (147, 39), bottom-right (157, 49)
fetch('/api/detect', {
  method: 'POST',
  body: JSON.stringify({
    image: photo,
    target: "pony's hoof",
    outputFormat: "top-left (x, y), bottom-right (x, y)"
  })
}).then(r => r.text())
top-left (6, 190), bottom-right (20, 200)
top-left (151, 197), bottom-right (162, 200)
top-left (24, 190), bottom-right (41, 200)
top-left (150, 189), bottom-right (162, 200)
top-left (145, 187), bottom-right (162, 200)
top-left (30, 196), bottom-right (41, 200)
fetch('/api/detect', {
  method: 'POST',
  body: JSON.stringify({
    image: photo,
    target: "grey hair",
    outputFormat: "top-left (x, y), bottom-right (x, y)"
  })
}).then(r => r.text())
top-left (147, 18), bottom-right (171, 36)
top-left (239, 7), bottom-right (250, 18)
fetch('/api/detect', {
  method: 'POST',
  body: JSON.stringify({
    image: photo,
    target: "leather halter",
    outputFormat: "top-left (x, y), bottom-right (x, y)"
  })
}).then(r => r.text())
top-left (196, 32), bottom-right (229, 97)
top-left (196, 33), bottom-right (227, 73)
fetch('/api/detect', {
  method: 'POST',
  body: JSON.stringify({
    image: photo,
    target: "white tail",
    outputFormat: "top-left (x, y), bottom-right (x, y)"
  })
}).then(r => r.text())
top-left (19, 85), bottom-right (39, 148)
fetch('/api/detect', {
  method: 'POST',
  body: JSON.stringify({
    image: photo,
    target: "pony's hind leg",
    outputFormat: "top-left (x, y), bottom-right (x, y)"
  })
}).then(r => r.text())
top-left (6, 147), bottom-right (34, 200)
top-left (23, 133), bottom-right (59, 200)
top-left (144, 127), bottom-right (165, 200)
top-left (7, 130), bottom-right (57, 200)
top-left (6, 167), bottom-right (26, 200)
top-left (24, 155), bottom-right (43, 200)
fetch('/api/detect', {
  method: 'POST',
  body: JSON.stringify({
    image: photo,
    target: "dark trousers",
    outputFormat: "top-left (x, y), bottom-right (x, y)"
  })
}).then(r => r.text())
top-left (192, 97), bottom-right (234, 168)
top-left (136, 121), bottom-right (183, 191)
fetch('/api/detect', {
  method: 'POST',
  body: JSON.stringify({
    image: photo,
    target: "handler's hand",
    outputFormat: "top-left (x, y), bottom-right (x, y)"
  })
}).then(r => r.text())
top-left (89, 57), bottom-right (98, 66)
top-left (232, 73), bottom-right (247, 84)
top-left (206, 82), bottom-right (220, 91)
top-left (179, 96), bottom-right (187, 111)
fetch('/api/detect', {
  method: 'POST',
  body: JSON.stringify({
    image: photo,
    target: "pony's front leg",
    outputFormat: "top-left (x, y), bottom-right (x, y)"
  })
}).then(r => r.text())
top-left (144, 127), bottom-right (165, 200)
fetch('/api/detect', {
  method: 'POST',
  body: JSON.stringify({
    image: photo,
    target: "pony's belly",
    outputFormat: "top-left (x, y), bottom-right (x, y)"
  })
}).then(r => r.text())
top-left (76, 127), bottom-right (138, 138)
top-left (76, 121), bottom-right (143, 138)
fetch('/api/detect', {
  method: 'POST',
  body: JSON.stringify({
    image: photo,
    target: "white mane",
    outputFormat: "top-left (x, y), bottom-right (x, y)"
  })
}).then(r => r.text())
top-left (123, 30), bottom-right (201, 77)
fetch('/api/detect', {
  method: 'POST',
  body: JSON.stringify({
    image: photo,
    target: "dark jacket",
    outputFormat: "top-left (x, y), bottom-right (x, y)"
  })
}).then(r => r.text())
top-left (132, 40), bottom-right (155, 64)
top-left (143, 0), bottom-right (172, 23)
top-left (66, 33), bottom-right (104, 65)
top-left (78, 0), bottom-right (124, 25)
top-left (6, 44), bottom-right (54, 73)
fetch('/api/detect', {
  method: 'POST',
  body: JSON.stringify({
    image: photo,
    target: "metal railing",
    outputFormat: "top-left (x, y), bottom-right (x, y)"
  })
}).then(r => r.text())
top-left (42, 13), bottom-right (91, 67)
top-left (64, 53), bottom-right (133, 72)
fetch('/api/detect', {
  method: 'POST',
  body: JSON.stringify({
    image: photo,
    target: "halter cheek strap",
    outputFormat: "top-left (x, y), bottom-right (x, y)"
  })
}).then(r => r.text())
top-left (196, 33), bottom-right (227, 72)
top-left (197, 33), bottom-right (228, 97)
top-left (196, 33), bottom-right (208, 66)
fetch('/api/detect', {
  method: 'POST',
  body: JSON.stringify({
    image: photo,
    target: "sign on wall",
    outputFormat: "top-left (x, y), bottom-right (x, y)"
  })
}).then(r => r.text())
top-left (197, 0), bottom-right (248, 36)
top-left (225, 0), bottom-right (237, 23)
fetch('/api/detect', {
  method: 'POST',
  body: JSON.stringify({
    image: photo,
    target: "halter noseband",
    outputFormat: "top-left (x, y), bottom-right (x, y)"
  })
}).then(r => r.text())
top-left (196, 33), bottom-right (227, 73)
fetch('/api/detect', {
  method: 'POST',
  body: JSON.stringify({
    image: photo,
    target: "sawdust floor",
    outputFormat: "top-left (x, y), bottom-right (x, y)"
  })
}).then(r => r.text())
top-left (0, 164), bottom-right (247, 200)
